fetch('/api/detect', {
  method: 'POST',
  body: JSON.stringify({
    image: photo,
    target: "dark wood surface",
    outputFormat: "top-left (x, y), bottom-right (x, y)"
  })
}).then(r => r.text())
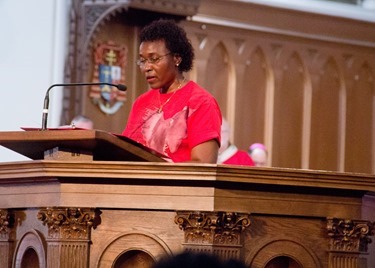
top-left (0, 129), bottom-right (165, 162)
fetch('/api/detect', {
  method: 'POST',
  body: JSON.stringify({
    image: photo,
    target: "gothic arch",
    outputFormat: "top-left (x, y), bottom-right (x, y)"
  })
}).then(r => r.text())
top-left (205, 41), bottom-right (232, 116)
top-left (272, 51), bottom-right (306, 168)
top-left (75, 3), bottom-right (189, 80)
top-left (81, 5), bottom-right (130, 68)
top-left (205, 42), bottom-right (233, 116)
top-left (235, 46), bottom-right (269, 150)
top-left (345, 61), bottom-right (375, 173)
top-left (310, 57), bottom-right (342, 171)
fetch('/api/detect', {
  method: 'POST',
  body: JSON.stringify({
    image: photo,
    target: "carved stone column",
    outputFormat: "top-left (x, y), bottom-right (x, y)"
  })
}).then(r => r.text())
top-left (175, 211), bottom-right (251, 260)
top-left (0, 209), bottom-right (14, 268)
top-left (327, 217), bottom-right (375, 268)
top-left (37, 207), bottom-right (100, 268)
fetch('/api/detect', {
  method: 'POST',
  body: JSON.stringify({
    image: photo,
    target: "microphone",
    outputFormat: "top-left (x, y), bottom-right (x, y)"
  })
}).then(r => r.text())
top-left (41, 82), bottom-right (127, 130)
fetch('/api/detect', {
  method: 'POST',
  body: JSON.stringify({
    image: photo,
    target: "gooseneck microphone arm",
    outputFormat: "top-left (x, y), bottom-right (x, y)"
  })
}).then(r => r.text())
top-left (41, 82), bottom-right (127, 130)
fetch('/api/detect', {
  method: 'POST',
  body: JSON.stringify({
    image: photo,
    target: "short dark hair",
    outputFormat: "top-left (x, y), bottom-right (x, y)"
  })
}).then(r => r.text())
top-left (139, 19), bottom-right (194, 73)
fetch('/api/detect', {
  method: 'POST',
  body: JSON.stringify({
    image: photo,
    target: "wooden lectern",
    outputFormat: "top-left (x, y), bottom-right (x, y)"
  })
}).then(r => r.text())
top-left (0, 129), bottom-right (166, 162)
top-left (0, 130), bottom-right (374, 268)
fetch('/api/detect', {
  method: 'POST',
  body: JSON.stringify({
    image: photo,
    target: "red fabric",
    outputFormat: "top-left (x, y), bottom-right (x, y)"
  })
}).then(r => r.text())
top-left (122, 81), bottom-right (222, 162)
top-left (223, 150), bottom-right (255, 166)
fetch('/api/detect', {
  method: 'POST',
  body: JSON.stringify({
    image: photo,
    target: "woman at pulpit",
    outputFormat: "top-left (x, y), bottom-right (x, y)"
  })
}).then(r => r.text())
top-left (122, 19), bottom-right (222, 163)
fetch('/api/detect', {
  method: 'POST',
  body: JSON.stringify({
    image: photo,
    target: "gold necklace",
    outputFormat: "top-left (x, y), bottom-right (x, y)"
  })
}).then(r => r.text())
top-left (157, 79), bottom-right (185, 113)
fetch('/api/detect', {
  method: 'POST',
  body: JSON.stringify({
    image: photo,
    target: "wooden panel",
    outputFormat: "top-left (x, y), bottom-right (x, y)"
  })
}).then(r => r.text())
top-left (236, 47), bottom-right (267, 150)
top-left (310, 58), bottom-right (340, 171)
top-left (345, 63), bottom-right (374, 173)
top-left (272, 53), bottom-right (304, 168)
top-left (85, 21), bottom-right (137, 134)
top-left (0, 161), bottom-right (374, 267)
top-left (205, 42), bottom-right (230, 116)
top-left (245, 216), bottom-right (325, 268)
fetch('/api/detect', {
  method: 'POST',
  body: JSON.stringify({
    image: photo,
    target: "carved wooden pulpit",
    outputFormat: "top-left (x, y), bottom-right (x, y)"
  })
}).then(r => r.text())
top-left (0, 130), bottom-right (374, 268)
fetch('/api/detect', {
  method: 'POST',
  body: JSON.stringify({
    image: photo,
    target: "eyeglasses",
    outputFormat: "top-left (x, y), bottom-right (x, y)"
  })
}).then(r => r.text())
top-left (136, 52), bottom-right (172, 67)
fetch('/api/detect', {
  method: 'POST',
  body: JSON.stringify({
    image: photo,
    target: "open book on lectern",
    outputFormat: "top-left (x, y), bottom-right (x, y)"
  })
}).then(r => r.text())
top-left (0, 128), bottom-right (167, 162)
top-left (111, 132), bottom-right (170, 160)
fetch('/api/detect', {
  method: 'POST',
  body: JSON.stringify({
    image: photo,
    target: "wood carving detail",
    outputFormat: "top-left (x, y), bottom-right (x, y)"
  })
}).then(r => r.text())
top-left (175, 211), bottom-right (251, 245)
top-left (37, 207), bottom-right (99, 240)
top-left (0, 209), bottom-right (13, 240)
top-left (327, 217), bottom-right (375, 252)
top-left (84, 5), bottom-right (111, 36)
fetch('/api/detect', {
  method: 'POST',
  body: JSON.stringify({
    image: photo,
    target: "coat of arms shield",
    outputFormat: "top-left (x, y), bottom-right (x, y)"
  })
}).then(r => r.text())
top-left (90, 41), bottom-right (128, 115)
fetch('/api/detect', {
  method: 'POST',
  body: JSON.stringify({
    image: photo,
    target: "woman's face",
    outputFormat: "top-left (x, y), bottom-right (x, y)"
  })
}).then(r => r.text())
top-left (138, 40), bottom-right (180, 91)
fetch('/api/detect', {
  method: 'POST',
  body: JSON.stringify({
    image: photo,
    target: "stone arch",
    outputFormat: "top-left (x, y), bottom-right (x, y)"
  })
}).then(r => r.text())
top-left (97, 231), bottom-right (172, 268)
top-left (249, 239), bottom-right (321, 268)
top-left (13, 229), bottom-right (46, 268)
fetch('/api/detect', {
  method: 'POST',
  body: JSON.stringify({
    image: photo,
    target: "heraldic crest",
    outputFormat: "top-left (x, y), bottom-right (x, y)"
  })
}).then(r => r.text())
top-left (90, 41), bottom-right (128, 115)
